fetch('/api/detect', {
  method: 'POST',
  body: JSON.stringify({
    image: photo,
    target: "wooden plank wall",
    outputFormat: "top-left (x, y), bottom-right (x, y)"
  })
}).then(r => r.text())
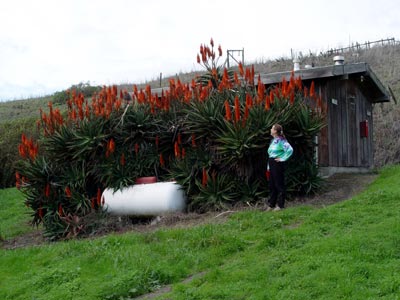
top-left (320, 77), bottom-right (374, 168)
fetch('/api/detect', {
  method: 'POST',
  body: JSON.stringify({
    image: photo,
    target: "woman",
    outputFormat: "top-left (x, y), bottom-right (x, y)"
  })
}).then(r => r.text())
top-left (265, 124), bottom-right (293, 211)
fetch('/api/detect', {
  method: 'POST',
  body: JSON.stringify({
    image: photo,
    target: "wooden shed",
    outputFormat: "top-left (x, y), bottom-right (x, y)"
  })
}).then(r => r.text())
top-left (259, 60), bottom-right (390, 176)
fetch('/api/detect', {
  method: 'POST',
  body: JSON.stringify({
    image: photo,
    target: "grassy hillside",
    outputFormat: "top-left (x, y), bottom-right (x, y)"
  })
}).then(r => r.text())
top-left (1, 165), bottom-right (399, 299)
top-left (0, 188), bottom-right (33, 240)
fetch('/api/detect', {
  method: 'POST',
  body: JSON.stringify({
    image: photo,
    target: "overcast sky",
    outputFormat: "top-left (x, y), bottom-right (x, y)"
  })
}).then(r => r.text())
top-left (0, 0), bottom-right (399, 101)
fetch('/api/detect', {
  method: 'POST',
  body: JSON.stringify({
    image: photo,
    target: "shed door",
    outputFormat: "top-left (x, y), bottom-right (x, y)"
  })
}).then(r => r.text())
top-left (327, 80), bottom-right (359, 167)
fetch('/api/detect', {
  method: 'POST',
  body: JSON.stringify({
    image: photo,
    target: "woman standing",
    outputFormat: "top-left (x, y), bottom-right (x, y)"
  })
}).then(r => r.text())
top-left (265, 124), bottom-right (293, 211)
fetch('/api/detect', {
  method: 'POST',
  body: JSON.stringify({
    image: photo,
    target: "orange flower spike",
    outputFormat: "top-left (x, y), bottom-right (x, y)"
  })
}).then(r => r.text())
top-left (210, 38), bottom-right (214, 47)
top-left (234, 72), bottom-right (240, 85)
top-left (108, 138), bottom-right (115, 154)
top-left (96, 188), bottom-right (101, 206)
top-left (245, 68), bottom-right (250, 82)
top-left (191, 134), bottom-right (196, 147)
top-left (91, 198), bottom-right (95, 209)
top-left (246, 93), bottom-right (253, 108)
top-left (177, 133), bottom-right (182, 145)
top-left (202, 168), bottom-right (208, 187)
top-left (238, 62), bottom-right (244, 77)
top-left (44, 183), bottom-right (50, 198)
top-left (244, 104), bottom-right (249, 123)
top-left (296, 76), bottom-right (303, 90)
top-left (317, 96), bottom-right (322, 110)
top-left (58, 204), bottom-right (63, 216)
top-left (65, 186), bottom-right (72, 198)
top-left (224, 100), bottom-right (232, 121)
top-left (159, 153), bottom-right (165, 167)
top-left (85, 105), bottom-right (90, 118)
top-left (265, 95), bottom-right (271, 111)
top-left (234, 96), bottom-right (240, 123)
top-left (269, 90), bottom-right (274, 104)
top-left (15, 172), bottom-right (21, 189)
top-left (304, 86), bottom-right (309, 98)
top-left (290, 92), bottom-right (295, 105)
top-left (174, 141), bottom-right (180, 159)
top-left (38, 207), bottom-right (44, 219)
top-left (97, 188), bottom-right (102, 206)
top-left (134, 143), bottom-right (139, 154)
top-left (18, 144), bottom-right (26, 158)
top-left (218, 45), bottom-right (222, 57)
top-left (196, 54), bottom-right (201, 64)
top-left (310, 81), bottom-right (315, 98)
top-left (120, 153), bottom-right (126, 166)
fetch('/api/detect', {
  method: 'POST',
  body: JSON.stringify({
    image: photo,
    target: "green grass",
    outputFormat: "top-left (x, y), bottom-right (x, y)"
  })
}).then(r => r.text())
top-left (1, 165), bottom-right (400, 300)
top-left (0, 188), bottom-right (34, 239)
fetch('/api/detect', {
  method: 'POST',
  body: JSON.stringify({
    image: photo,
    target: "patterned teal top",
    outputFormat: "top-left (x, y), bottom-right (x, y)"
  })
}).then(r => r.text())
top-left (267, 137), bottom-right (293, 162)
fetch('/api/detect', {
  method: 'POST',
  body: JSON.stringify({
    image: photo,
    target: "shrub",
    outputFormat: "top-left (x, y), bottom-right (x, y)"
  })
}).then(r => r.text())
top-left (16, 39), bottom-right (326, 240)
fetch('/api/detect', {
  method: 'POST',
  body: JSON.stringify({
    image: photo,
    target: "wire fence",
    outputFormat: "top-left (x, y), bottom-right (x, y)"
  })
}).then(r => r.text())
top-left (325, 38), bottom-right (399, 56)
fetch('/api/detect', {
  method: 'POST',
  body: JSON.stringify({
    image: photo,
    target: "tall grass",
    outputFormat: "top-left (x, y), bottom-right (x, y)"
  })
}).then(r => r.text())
top-left (1, 164), bottom-right (399, 299)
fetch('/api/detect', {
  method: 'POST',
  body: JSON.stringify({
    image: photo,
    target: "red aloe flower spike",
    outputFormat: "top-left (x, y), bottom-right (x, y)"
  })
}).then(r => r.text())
top-left (269, 90), bottom-right (274, 104)
top-left (210, 38), bottom-right (214, 47)
top-left (238, 63), bottom-right (244, 77)
top-left (265, 95), bottom-right (270, 111)
top-left (134, 143), bottom-right (139, 154)
top-left (202, 168), bottom-right (208, 187)
top-left (44, 183), bottom-right (50, 198)
top-left (174, 141), bottom-right (180, 159)
top-left (97, 188), bottom-right (102, 206)
top-left (91, 198), bottom-right (95, 209)
top-left (191, 134), bottom-right (196, 147)
top-left (234, 96), bottom-right (240, 123)
top-left (234, 72), bottom-right (240, 85)
top-left (38, 207), bottom-right (43, 219)
top-left (224, 100), bottom-right (232, 121)
top-left (310, 81), bottom-right (315, 98)
top-left (159, 153), bottom-right (165, 167)
top-left (120, 153), bottom-right (126, 166)
top-left (58, 204), bottom-right (63, 216)
top-left (304, 86), bottom-right (309, 98)
top-left (65, 186), bottom-right (72, 198)
top-left (289, 92), bottom-right (295, 105)
top-left (177, 133), bottom-right (182, 145)
top-left (218, 45), bottom-right (222, 57)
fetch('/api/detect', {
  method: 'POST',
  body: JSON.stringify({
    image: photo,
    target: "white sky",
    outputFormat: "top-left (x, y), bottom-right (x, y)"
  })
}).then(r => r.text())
top-left (0, 0), bottom-right (399, 101)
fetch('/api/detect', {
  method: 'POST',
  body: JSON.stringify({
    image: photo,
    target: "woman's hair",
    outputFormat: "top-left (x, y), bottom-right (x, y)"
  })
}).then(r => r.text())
top-left (273, 123), bottom-right (285, 138)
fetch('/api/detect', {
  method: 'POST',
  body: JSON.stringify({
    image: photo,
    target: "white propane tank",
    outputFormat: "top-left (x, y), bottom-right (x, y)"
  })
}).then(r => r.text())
top-left (101, 181), bottom-right (186, 216)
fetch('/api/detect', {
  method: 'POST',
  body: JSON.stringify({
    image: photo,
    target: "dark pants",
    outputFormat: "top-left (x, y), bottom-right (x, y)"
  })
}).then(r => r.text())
top-left (268, 158), bottom-right (286, 208)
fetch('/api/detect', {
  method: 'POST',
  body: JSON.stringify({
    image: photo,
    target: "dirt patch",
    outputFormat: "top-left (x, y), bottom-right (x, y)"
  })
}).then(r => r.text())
top-left (288, 172), bottom-right (377, 208)
top-left (1, 172), bottom-right (377, 250)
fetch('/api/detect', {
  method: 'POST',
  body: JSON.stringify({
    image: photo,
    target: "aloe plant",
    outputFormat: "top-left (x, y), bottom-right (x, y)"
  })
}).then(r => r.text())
top-left (16, 39), bottom-right (326, 240)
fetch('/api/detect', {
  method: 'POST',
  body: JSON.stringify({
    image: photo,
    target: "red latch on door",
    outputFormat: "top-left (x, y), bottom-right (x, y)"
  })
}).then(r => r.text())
top-left (360, 120), bottom-right (369, 138)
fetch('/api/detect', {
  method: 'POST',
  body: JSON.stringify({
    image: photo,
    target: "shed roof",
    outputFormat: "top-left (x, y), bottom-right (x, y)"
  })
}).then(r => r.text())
top-left (259, 62), bottom-right (390, 103)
